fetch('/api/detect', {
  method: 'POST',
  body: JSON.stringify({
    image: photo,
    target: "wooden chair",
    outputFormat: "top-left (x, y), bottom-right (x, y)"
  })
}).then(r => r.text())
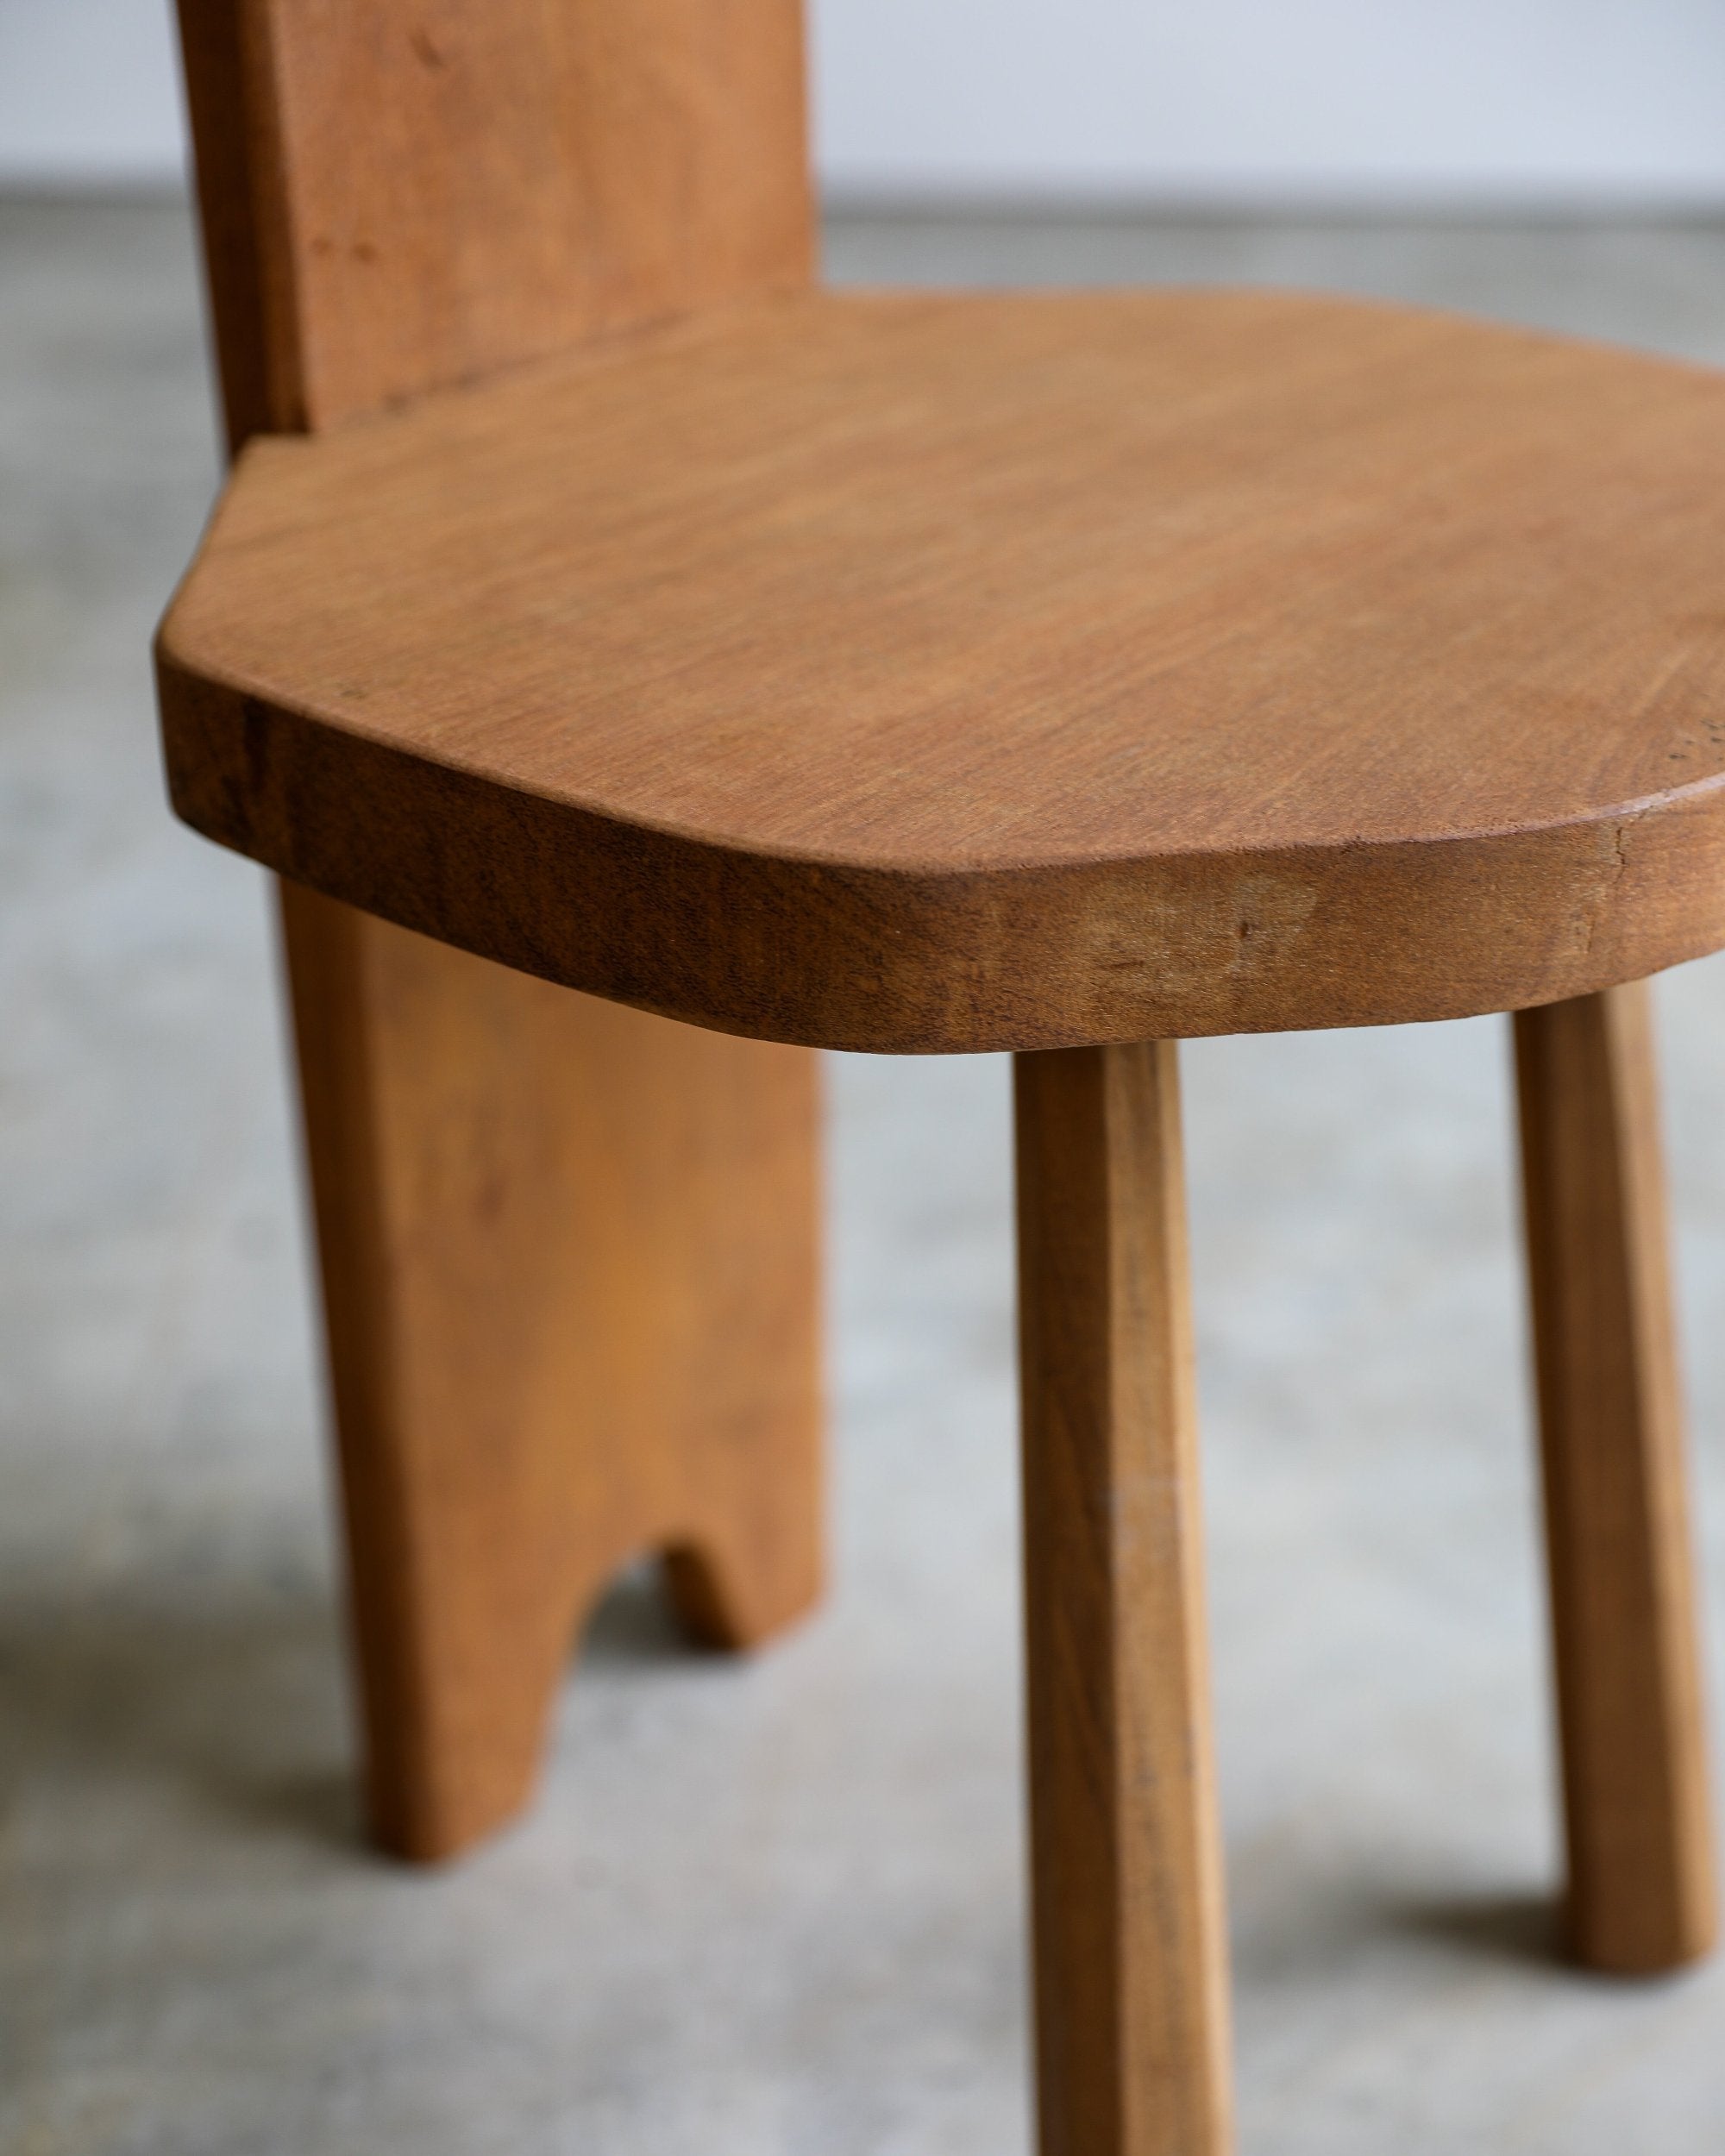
top-left (159, 6), bottom-right (1722, 2149)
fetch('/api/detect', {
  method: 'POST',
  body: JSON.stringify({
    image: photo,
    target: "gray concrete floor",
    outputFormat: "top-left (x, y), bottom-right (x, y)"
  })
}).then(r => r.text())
top-left (5, 197), bottom-right (1725, 2153)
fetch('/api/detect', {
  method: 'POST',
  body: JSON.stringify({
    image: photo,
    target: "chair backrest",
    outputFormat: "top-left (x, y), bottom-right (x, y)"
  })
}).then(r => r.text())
top-left (174, 0), bottom-right (814, 451)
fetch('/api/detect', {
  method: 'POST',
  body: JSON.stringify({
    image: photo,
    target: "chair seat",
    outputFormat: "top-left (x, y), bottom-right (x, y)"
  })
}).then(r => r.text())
top-left (157, 288), bottom-right (1725, 1052)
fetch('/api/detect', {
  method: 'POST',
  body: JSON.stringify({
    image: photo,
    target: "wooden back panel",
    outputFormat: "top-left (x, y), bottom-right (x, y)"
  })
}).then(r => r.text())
top-left (175, 0), bottom-right (814, 448)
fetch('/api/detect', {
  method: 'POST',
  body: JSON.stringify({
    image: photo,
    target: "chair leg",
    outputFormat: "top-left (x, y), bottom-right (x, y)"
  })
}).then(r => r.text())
top-left (1015, 1043), bottom-right (1233, 2156)
top-left (279, 881), bottom-right (824, 1863)
top-left (1514, 982), bottom-right (1716, 1973)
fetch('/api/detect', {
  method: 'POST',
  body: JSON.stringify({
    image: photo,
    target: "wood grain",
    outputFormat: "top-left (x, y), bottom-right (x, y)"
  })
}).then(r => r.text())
top-left (172, 0), bottom-right (828, 1859)
top-left (163, 4), bottom-right (1725, 2122)
top-left (160, 288), bottom-right (1725, 1050)
top-left (173, 0), bottom-right (812, 444)
top-left (1515, 983), bottom-right (1716, 1973)
top-left (1017, 1043), bottom-right (1233, 2156)
top-left (281, 881), bottom-right (823, 1858)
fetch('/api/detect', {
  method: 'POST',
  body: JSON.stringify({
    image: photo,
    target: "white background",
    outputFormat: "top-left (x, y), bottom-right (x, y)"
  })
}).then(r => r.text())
top-left (6, 0), bottom-right (1725, 202)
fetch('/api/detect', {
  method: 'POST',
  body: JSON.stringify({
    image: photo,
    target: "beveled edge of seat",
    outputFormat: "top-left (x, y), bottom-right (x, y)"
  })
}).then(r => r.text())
top-left (155, 641), bottom-right (1725, 1052)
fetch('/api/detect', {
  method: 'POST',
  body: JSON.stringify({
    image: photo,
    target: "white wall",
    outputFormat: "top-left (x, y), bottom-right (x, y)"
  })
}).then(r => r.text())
top-left (815, 0), bottom-right (1725, 204)
top-left (6, 0), bottom-right (1725, 204)
top-left (0, 0), bottom-right (185, 185)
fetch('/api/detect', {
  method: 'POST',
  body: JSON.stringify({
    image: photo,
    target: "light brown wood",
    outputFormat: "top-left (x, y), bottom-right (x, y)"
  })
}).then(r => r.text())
top-left (175, 0), bottom-right (812, 446)
top-left (1016, 1043), bottom-right (1233, 2156)
top-left (172, 0), bottom-right (827, 1859)
top-left (1515, 982), bottom-right (1716, 1973)
top-left (281, 881), bottom-right (823, 1858)
top-left (159, 288), bottom-right (1725, 1052)
top-left (161, 0), bottom-right (1724, 2123)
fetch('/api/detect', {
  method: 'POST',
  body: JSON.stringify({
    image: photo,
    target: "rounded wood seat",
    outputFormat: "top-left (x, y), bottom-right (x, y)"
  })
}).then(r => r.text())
top-left (157, 286), bottom-right (1725, 1053)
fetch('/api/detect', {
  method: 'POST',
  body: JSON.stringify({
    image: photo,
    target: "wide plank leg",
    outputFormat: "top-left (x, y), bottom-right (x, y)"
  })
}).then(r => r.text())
top-left (1514, 982), bottom-right (1716, 1972)
top-left (1015, 1043), bottom-right (1233, 2156)
top-left (279, 881), bottom-right (824, 1861)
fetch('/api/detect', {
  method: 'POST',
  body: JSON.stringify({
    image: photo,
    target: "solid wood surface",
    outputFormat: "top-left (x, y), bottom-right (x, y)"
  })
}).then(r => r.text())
top-left (165, 5), bottom-right (1723, 2131)
top-left (1515, 983), bottom-right (1716, 1973)
top-left (175, 0), bottom-right (812, 444)
top-left (160, 288), bottom-right (1725, 1051)
top-left (1017, 1043), bottom-right (1233, 2156)
top-left (281, 882), bottom-right (823, 1858)
top-left (172, 0), bottom-right (827, 1859)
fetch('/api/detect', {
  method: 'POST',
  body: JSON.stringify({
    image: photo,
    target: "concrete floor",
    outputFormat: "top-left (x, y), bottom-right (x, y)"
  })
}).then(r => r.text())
top-left (5, 197), bottom-right (1725, 2153)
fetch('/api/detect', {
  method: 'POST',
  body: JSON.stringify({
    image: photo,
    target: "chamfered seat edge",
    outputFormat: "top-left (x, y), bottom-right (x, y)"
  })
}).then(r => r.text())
top-left (155, 282), bottom-right (1725, 1050)
top-left (154, 641), bottom-right (1725, 1052)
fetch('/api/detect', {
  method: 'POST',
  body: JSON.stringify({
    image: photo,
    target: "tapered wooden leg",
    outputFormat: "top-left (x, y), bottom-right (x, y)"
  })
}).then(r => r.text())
top-left (279, 881), bottom-right (824, 1862)
top-left (1015, 1043), bottom-right (1233, 2156)
top-left (1515, 982), bottom-right (1716, 1973)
